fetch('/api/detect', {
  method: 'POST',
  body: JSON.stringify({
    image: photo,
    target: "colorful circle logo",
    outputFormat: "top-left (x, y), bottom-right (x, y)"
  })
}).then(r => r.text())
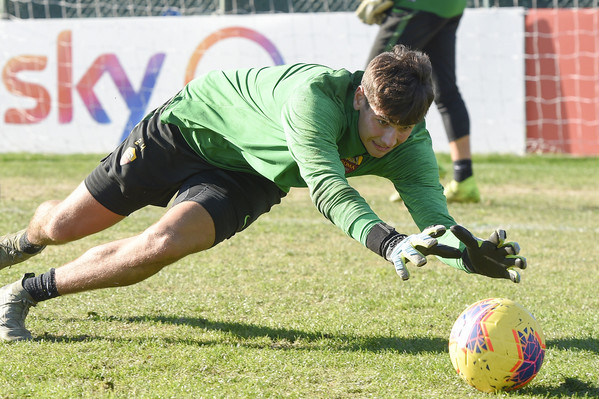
top-left (185, 26), bottom-right (284, 84)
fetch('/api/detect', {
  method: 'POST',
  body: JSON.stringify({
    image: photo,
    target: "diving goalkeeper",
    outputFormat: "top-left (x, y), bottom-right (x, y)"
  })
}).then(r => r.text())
top-left (0, 45), bottom-right (525, 342)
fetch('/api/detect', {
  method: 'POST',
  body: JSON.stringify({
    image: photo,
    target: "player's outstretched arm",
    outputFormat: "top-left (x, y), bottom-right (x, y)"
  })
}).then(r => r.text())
top-left (367, 223), bottom-right (462, 280)
top-left (450, 225), bottom-right (527, 283)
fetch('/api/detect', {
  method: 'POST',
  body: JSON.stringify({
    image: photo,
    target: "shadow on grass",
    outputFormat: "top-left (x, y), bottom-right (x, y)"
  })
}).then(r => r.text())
top-left (519, 339), bottom-right (599, 398)
top-left (37, 315), bottom-right (599, 396)
top-left (147, 315), bottom-right (449, 353)
top-left (520, 378), bottom-right (599, 398)
top-left (45, 313), bottom-right (448, 354)
top-left (46, 314), bottom-right (599, 356)
top-left (548, 337), bottom-right (599, 354)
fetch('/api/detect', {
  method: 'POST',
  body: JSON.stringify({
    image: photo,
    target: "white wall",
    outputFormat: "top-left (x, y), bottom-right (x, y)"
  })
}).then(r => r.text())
top-left (428, 8), bottom-right (526, 155)
top-left (0, 9), bottom-right (525, 154)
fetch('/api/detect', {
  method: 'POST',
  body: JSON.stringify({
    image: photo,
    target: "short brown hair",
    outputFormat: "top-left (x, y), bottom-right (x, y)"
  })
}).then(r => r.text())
top-left (361, 44), bottom-right (434, 126)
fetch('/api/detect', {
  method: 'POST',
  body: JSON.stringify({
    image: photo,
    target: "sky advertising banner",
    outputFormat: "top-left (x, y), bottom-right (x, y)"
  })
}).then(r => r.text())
top-left (0, 10), bottom-right (525, 154)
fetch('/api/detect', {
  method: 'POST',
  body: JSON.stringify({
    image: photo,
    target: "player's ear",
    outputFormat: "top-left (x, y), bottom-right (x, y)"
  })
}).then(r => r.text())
top-left (353, 86), bottom-right (365, 110)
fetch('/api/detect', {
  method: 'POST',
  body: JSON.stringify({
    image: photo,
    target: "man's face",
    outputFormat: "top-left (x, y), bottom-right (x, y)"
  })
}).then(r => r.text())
top-left (353, 86), bottom-right (414, 158)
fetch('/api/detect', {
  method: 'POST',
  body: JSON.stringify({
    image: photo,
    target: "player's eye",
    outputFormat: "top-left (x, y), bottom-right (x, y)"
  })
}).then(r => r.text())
top-left (377, 118), bottom-right (389, 126)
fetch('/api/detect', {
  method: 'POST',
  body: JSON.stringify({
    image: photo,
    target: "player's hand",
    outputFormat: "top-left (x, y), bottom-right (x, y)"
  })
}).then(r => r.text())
top-left (450, 225), bottom-right (527, 283)
top-left (386, 225), bottom-right (462, 280)
top-left (355, 0), bottom-right (393, 25)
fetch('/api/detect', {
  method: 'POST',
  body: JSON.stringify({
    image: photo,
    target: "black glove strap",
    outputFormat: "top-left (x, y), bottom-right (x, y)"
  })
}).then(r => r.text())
top-left (460, 250), bottom-right (476, 273)
top-left (366, 222), bottom-right (407, 260)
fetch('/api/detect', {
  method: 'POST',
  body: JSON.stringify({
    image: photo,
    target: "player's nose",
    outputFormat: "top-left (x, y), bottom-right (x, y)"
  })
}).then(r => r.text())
top-left (380, 128), bottom-right (398, 147)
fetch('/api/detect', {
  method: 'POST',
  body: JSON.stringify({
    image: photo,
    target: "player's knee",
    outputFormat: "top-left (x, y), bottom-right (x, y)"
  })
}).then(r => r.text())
top-left (33, 200), bottom-right (76, 243)
top-left (141, 226), bottom-right (209, 263)
top-left (435, 89), bottom-right (461, 108)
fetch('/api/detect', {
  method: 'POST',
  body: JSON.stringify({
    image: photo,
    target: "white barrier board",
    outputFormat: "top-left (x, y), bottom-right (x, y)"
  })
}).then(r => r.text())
top-left (0, 9), bottom-right (524, 154)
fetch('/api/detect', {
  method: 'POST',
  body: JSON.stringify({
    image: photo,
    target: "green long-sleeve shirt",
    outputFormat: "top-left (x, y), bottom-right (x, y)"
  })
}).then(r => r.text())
top-left (393, 0), bottom-right (466, 18)
top-left (160, 63), bottom-right (465, 270)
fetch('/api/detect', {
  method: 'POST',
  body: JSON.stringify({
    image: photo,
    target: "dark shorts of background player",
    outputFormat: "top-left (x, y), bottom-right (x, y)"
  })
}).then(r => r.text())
top-left (84, 106), bottom-right (287, 246)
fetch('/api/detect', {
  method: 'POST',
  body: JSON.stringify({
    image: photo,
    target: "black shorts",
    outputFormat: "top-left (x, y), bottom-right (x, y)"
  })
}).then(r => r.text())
top-left (84, 108), bottom-right (286, 246)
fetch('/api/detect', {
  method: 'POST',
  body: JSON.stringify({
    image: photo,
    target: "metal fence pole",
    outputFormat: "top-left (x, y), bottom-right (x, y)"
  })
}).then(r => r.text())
top-left (0, 0), bottom-right (7, 19)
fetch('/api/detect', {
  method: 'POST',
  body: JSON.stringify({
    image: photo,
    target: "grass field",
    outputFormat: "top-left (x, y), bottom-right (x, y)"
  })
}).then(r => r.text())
top-left (0, 153), bottom-right (598, 398)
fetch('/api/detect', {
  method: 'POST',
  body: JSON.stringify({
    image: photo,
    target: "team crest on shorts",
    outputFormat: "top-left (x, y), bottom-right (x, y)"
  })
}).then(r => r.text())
top-left (119, 139), bottom-right (145, 165)
top-left (341, 156), bottom-right (363, 174)
top-left (120, 147), bottom-right (137, 165)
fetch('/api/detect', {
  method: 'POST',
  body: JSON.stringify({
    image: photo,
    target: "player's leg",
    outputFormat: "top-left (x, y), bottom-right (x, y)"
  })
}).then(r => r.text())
top-left (1, 105), bottom-right (188, 271)
top-left (29, 181), bottom-right (126, 245)
top-left (56, 167), bottom-right (286, 294)
top-left (365, 9), bottom-right (439, 66)
top-left (424, 15), bottom-right (480, 203)
top-left (55, 199), bottom-right (214, 294)
top-left (449, 135), bottom-right (471, 162)
top-left (0, 167), bottom-right (286, 341)
top-left (444, 136), bottom-right (479, 203)
top-left (0, 200), bottom-right (214, 342)
top-left (0, 182), bottom-right (125, 270)
top-left (425, 15), bottom-right (470, 158)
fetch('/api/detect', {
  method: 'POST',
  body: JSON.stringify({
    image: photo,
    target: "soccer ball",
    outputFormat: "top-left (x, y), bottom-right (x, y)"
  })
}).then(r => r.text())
top-left (448, 298), bottom-right (546, 393)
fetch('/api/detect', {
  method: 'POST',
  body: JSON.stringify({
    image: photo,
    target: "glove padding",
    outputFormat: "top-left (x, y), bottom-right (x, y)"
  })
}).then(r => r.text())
top-left (355, 0), bottom-right (393, 25)
top-left (386, 225), bottom-right (462, 281)
top-left (450, 225), bottom-right (527, 283)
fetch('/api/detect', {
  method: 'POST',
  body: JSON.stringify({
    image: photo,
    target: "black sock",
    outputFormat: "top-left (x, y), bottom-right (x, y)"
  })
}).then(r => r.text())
top-left (23, 269), bottom-right (60, 302)
top-left (453, 159), bottom-right (473, 183)
top-left (18, 231), bottom-right (45, 254)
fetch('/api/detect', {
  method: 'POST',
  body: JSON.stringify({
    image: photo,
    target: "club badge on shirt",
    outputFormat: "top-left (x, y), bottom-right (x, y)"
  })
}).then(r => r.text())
top-left (341, 156), bottom-right (363, 174)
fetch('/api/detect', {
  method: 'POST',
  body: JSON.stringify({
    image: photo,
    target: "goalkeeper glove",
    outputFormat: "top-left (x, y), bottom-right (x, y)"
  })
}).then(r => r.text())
top-left (355, 0), bottom-right (393, 25)
top-left (367, 223), bottom-right (461, 280)
top-left (450, 225), bottom-right (527, 283)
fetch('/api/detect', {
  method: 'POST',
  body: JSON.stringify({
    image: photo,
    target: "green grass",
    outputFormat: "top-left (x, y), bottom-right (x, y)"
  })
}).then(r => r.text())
top-left (0, 153), bottom-right (598, 398)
